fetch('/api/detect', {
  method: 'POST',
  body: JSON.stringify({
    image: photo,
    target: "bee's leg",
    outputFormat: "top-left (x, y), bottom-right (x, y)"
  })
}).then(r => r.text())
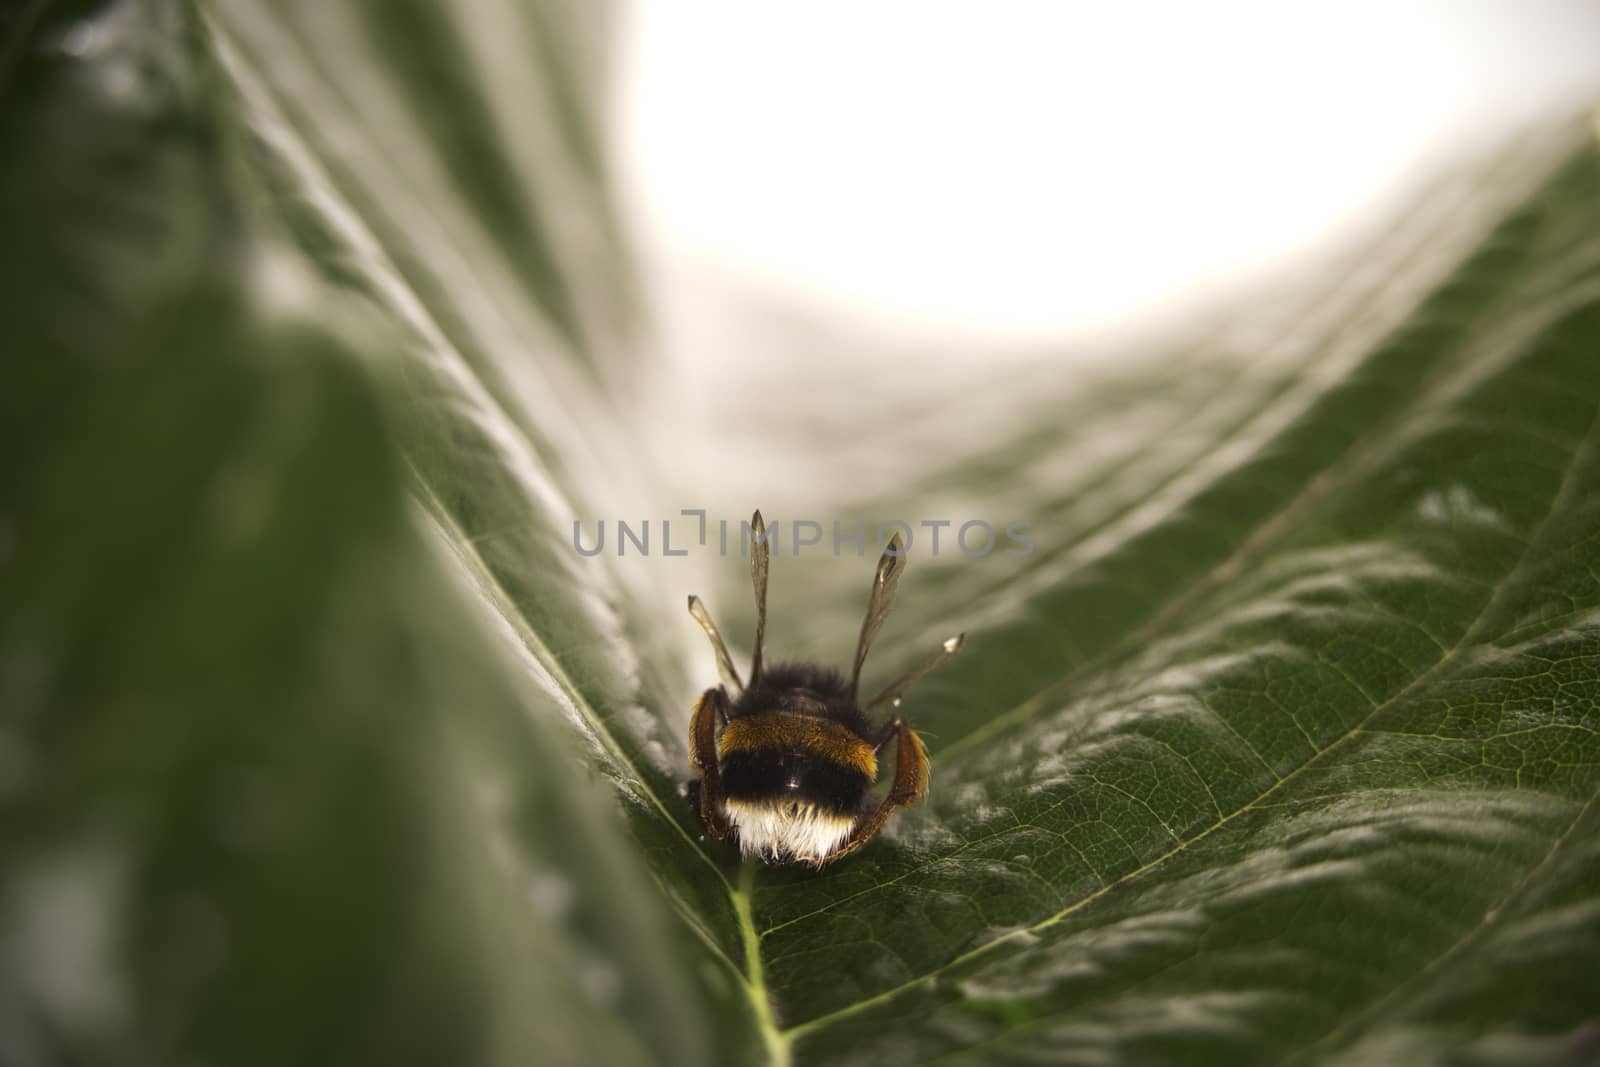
top-left (862, 633), bottom-right (965, 713)
top-left (820, 718), bottom-right (929, 865)
top-left (689, 686), bottom-right (732, 840)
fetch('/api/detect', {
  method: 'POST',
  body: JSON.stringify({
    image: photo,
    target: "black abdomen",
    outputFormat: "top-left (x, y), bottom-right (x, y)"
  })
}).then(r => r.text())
top-left (721, 748), bottom-right (871, 815)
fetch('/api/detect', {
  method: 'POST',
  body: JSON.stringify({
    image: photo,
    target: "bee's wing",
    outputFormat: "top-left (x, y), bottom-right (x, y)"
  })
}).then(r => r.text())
top-left (687, 595), bottom-right (743, 693)
top-left (749, 509), bottom-right (770, 684)
top-left (849, 530), bottom-right (908, 700)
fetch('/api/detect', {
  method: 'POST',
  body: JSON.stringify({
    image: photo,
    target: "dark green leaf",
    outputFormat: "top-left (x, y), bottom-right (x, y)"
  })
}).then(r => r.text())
top-left (4, 2), bottom-right (1597, 1066)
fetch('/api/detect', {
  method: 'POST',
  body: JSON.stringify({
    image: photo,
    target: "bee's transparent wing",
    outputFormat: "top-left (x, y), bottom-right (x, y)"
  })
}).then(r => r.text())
top-left (749, 509), bottom-right (770, 685)
top-left (687, 595), bottom-right (743, 693)
top-left (849, 530), bottom-right (908, 701)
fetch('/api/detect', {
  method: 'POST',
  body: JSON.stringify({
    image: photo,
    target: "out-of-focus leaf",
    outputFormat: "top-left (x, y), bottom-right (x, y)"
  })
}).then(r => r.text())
top-left (1, 2), bottom-right (749, 1065)
top-left (4, 1), bottom-right (1598, 1066)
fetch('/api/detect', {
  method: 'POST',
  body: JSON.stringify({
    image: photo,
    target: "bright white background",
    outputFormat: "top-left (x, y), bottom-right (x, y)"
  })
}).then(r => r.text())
top-left (613, 2), bottom-right (1600, 354)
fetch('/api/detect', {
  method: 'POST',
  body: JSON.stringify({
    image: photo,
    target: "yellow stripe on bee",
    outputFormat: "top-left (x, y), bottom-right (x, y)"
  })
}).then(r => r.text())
top-left (719, 713), bottom-right (878, 778)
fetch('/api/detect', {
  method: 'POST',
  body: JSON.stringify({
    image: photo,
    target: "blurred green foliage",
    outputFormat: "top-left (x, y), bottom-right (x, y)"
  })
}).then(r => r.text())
top-left (3, 2), bottom-right (1599, 1066)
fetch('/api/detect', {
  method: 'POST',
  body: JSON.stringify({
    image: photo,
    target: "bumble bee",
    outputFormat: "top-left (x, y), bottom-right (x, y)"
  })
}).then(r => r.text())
top-left (686, 510), bottom-right (963, 867)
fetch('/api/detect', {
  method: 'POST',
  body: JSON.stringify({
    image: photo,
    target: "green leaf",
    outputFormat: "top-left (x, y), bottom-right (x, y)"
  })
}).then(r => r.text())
top-left (4, 3), bottom-right (1598, 1066)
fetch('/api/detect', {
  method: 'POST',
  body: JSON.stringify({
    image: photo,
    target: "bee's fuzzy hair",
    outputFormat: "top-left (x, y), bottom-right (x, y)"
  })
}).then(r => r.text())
top-left (724, 798), bottom-right (857, 866)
